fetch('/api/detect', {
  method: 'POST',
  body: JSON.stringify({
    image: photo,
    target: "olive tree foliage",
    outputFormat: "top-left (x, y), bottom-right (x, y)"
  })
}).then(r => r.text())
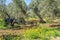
top-left (7, 2), bottom-right (19, 19)
top-left (44, 0), bottom-right (60, 19)
top-left (47, 0), bottom-right (58, 19)
top-left (30, 0), bottom-right (59, 21)
top-left (0, 0), bottom-right (10, 19)
top-left (11, 0), bottom-right (28, 24)
top-left (13, 0), bottom-right (28, 18)
top-left (0, 0), bottom-right (5, 11)
top-left (9, 0), bottom-right (27, 18)
top-left (40, 0), bottom-right (59, 19)
top-left (29, 0), bottom-right (46, 23)
top-left (53, 0), bottom-right (60, 17)
top-left (0, 0), bottom-right (5, 14)
top-left (0, 0), bottom-right (60, 23)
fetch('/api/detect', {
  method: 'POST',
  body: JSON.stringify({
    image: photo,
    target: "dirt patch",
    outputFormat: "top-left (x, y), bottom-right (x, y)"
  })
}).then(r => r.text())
top-left (51, 37), bottom-right (60, 40)
top-left (0, 29), bottom-right (26, 36)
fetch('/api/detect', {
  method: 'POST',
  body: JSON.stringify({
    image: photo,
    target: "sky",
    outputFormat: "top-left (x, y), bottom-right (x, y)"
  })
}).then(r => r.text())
top-left (6, 0), bottom-right (31, 5)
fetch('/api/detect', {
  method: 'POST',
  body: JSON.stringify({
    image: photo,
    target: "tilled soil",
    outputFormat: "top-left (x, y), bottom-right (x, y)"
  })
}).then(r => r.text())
top-left (0, 29), bottom-right (26, 36)
top-left (0, 22), bottom-right (60, 39)
top-left (50, 37), bottom-right (60, 40)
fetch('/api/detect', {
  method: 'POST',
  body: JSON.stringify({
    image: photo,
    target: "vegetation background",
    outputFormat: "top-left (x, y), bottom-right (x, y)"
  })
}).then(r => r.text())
top-left (0, 0), bottom-right (60, 40)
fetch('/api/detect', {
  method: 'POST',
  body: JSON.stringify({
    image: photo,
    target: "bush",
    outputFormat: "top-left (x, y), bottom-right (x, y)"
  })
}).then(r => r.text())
top-left (3, 35), bottom-right (22, 40)
top-left (23, 29), bottom-right (40, 39)
top-left (23, 26), bottom-right (60, 40)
